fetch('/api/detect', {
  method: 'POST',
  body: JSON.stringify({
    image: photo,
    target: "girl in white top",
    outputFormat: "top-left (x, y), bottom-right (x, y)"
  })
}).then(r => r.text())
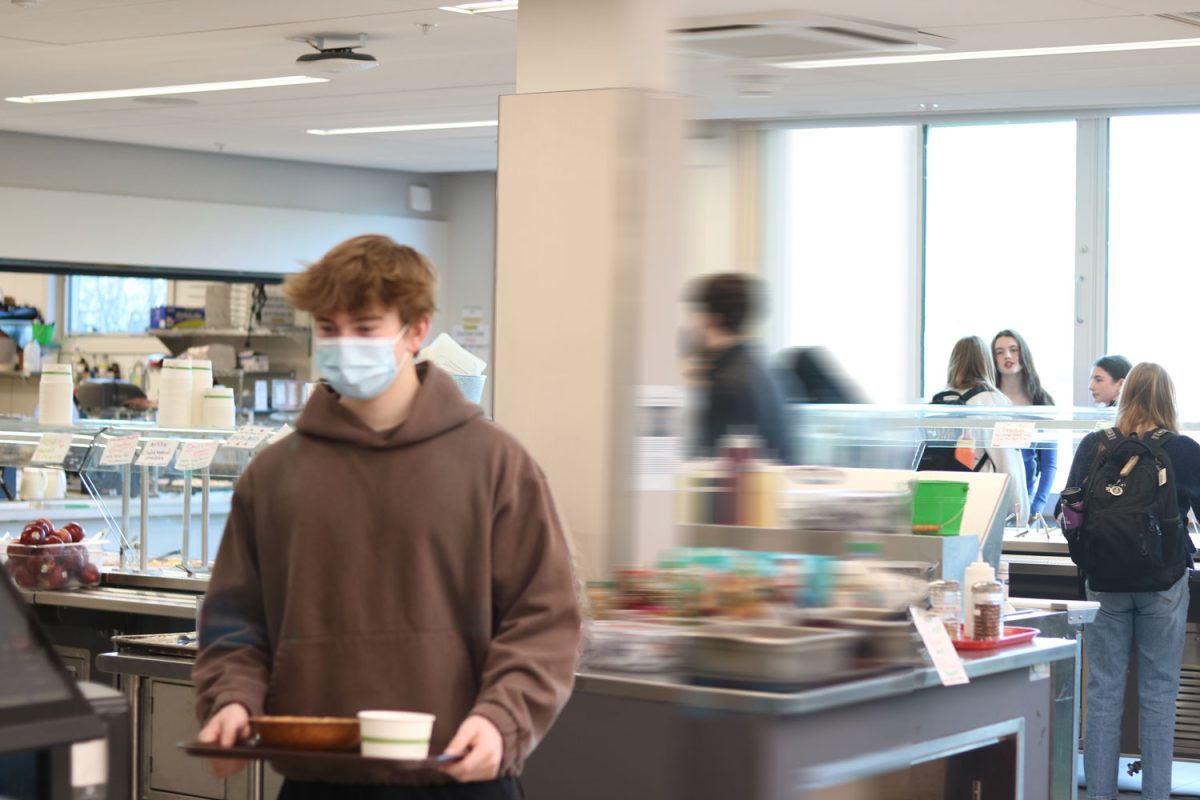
top-left (940, 336), bottom-right (1031, 523)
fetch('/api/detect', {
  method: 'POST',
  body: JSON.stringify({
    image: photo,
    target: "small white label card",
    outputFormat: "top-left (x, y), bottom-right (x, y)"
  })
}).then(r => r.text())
top-left (136, 438), bottom-right (179, 468)
top-left (268, 424), bottom-right (294, 445)
top-left (99, 434), bottom-right (140, 467)
top-left (31, 432), bottom-right (74, 464)
top-left (909, 606), bottom-right (970, 687)
top-left (223, 426), bottom-right (274, 450)
top-left (989, 421), bottom-right (1036, 449)
top-left (174, 440), bottom-right (220, 471)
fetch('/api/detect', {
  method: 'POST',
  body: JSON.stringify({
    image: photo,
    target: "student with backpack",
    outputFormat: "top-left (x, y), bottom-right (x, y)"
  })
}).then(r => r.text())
top-left (920, 336), bottom-right (1030, 523)
top-left (1062, 362), bottom-right (1200, 800)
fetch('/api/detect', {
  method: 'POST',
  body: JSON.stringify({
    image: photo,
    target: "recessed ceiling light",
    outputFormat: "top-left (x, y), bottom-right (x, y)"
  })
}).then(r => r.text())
top-left (439, 1), bottom-right (518, 15)
top-left (5, 75), bottom-right (328, 104)
top-left (778, 37), bottom-right (1200, 69)
top-left (307, 120), bottom-right (499, 136)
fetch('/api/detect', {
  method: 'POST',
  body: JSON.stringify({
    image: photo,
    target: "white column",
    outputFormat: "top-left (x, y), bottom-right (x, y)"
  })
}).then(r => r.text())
top-left (494, 0), bottom-right (685, 578)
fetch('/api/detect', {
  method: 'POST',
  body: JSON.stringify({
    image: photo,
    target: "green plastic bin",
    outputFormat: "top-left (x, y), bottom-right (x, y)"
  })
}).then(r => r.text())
top-left (911, 480), bottom-right (970, 536)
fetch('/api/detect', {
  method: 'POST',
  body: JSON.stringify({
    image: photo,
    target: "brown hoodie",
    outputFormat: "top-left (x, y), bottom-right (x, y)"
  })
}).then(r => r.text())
top-left (193, 364), bottom-right (582, 783)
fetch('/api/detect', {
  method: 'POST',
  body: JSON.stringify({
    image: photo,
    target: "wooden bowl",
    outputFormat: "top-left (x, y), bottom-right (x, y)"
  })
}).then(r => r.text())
top-left (249, 716), bottom-right (360, 751)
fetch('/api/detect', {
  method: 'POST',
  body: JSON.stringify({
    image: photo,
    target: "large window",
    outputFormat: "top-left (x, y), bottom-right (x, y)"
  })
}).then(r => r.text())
top-left (1108, 114), bottom-right (1200, 416)
top-left (922, 122), bottom-right (1077, 404)
top-left (777, 126), bottom-right (920, 404)
top-left (68, 275), bottom-right (168, 335)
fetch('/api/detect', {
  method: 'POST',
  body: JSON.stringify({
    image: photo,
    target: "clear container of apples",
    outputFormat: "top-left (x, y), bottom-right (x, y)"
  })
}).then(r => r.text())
top-left (4, 519), bottom-right (100, 591)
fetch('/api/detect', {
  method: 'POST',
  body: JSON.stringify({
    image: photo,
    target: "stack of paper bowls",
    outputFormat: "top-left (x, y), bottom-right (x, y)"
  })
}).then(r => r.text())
top-left (201, 387), bottom-right (236, 429)
top-left (189, 360), bottom-right (213, 427)
top-left (38, 363), bottom-right (74, 427)
top-left (158, 359), bottom-right (193, 428)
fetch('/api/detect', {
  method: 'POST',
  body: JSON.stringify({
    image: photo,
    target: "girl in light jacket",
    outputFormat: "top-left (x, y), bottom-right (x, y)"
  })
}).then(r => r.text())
top-left (941, 336), bottom-right (1031, 523)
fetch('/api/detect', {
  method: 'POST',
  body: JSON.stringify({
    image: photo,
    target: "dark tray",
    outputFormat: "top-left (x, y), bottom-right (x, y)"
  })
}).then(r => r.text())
top-left (179, 741), bottom-right (463, 770)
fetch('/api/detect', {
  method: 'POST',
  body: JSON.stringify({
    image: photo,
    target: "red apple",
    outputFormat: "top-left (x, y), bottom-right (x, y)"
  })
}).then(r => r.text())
top-left (29, 519), bottom-right (52, 536)
top-left (10, 565), bottom-right (35, 589)
top-left (62, 523), bottom-right (84, 543)
top-left (19, 527), bottom-right (45, 546)
top-left (63, 547), bottom-right (86, 572)
top-left (78, 563), bottom-right (100, 586)
top-left (48, 530), bottom-right (69, 544)
top-left (41, 565), bottom-right (69, 590)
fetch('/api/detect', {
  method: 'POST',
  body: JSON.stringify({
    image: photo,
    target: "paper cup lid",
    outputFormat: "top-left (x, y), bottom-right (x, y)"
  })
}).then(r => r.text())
top-left (203, 388), bottom-right (234, 399)
top-left (42, 363), bottom-right (72, 375)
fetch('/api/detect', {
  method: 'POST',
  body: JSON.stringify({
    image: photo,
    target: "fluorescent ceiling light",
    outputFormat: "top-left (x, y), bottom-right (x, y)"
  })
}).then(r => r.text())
top-left (440, 1), bottom-right (518, 14)
top-left (6, 75), bottom-right (328, 104)
top-left (307, 120), bottom-right (498, 136)
top-left (778, 37), bottom-right (1200, 69)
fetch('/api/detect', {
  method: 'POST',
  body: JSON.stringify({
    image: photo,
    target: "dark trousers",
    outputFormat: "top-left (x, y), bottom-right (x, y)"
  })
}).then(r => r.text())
top-left (279, 778), bottom-right (522, 800)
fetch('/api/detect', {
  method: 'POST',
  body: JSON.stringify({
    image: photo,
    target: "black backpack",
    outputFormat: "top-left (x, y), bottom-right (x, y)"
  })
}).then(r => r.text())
top-left (916, 386), bottom-right (993, 473)
top-left (1070, 428), bottom-right (1186, 592)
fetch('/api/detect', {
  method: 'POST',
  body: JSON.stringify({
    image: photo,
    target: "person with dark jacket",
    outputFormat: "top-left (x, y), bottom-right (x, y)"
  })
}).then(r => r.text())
top-left (193, 236), bottom-right (581, 798)
top-left (684, 273), bottom-right (795, 464)
top-left (1064, 363), bottom-right (1200, 800)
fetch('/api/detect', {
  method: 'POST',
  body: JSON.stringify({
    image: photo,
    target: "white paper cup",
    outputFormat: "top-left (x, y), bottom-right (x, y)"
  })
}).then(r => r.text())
top-left (357, 710), bottom-right (435, 760)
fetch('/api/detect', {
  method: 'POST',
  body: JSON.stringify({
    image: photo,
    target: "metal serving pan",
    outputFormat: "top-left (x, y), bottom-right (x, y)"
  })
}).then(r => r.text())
top-left (681, 623), bottom-right (860, 685)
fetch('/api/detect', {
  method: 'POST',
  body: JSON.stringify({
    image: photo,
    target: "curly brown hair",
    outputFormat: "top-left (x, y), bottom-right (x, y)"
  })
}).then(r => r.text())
top-left (284, 234), bottom-right (438, 322)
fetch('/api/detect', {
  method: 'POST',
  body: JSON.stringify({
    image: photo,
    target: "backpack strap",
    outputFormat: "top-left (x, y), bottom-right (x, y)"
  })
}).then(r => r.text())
top-left (958, 385), bottom-right (988, 404)
top-left (931, 390), bottom-right (962, 404)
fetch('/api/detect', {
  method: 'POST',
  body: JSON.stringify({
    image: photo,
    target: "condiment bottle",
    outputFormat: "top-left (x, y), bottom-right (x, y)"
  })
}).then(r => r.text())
top-left (961, 558), bottom-right (996, 639)
top-left (971, 580), bottom-right (1004, 641)
top-left (928, 579), bottom-right (961, 640)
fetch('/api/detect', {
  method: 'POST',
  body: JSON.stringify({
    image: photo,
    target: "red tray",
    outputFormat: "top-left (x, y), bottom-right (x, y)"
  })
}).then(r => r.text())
top-left (952, 626), bottom-right (1038, 651)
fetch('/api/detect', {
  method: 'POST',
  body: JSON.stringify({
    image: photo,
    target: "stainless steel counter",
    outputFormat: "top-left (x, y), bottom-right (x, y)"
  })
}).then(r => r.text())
top-left (577, 637), bottom-right (1073, 716)
top-left (22, 585), bottom-right (197, 619)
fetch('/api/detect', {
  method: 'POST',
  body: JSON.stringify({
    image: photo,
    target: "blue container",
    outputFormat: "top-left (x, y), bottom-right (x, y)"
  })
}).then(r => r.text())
top-left (450, 374), bottom-right (487, 404)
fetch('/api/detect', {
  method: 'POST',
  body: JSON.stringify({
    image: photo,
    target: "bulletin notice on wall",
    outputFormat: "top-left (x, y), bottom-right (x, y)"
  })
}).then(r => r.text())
top-left (635, 385), bottom-right (685, 492)
top-left (454, 305), bottom-right (490, 361)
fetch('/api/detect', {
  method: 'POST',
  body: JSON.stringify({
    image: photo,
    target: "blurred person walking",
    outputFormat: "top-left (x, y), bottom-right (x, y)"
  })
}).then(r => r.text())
top-left (683, 273), bottom-right (794, 463)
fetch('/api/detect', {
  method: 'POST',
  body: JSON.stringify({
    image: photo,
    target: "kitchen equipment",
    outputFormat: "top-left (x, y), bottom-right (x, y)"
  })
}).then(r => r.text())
top-left (581, 620), bottom-right (683, 673)
top-left (952, 626), bottom-right (1038, 651)
top-left (807, 615), bottom-right (921, 662)
top-left (681, 623), bottom-right (860, 686)
top-left (180, 741), bottom-right (461, 770)
top-left (250, 716), bottom-right (360, 751)
top-left (912, 479), bottom-right (970, 535)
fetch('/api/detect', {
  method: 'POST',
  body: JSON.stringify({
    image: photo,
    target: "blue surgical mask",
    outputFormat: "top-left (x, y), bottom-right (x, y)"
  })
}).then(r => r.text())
top-left (314, 328), bottom-right (409, 400)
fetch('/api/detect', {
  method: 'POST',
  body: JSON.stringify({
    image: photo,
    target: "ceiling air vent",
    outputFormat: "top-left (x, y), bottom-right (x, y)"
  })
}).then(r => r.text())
top-left (1158, 12), bottom-right (1200, 29)
top-left (672, 12), bottom-right (950, 63)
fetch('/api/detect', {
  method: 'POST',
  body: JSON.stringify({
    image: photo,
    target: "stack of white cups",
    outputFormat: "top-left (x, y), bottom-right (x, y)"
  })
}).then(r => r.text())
top-left (38, 363), bottom-right (74, 427)
top-left (189, 360), bottom-right (213, 428)
top-left (201, 387), bottom-right (236, 429)
top-left (158, 359), bottom-right (193, 428)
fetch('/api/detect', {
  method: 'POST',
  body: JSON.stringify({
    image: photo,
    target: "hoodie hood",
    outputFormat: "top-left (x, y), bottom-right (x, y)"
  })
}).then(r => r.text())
top-left (296, 362), bottom-right (483, 449)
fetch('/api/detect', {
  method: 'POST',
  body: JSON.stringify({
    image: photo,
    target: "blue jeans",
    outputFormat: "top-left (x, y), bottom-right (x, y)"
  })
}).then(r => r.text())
top-left (1084, 572), bottom-right (1189, 800)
